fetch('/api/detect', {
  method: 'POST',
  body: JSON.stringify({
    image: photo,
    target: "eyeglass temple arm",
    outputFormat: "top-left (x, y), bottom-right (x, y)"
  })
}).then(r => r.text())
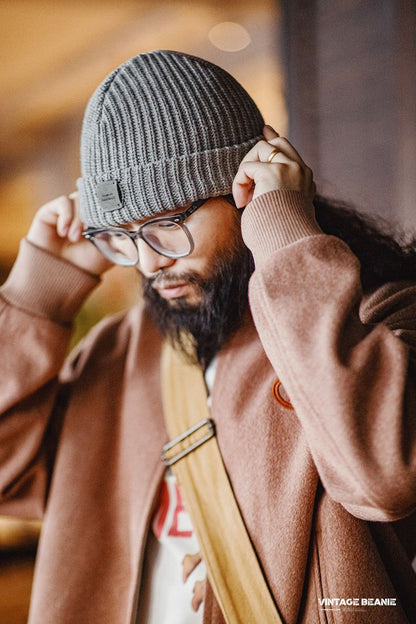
top-left (173, 198), bottom-right (208, 222)
top-left (175, 194), bottom-right (236, 222)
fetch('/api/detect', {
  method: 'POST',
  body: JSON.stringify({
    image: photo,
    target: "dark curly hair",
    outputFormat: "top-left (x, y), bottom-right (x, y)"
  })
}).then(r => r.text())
top-left (313, 195), bottom-right (416, 291)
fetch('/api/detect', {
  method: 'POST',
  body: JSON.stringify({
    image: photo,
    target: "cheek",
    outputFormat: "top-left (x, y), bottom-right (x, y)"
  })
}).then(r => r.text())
top-left (194, 234), bottom-right (222, 258)
top-left (183, 237), bottom-right (226, 277)
top-left (191, 214), bottom-right (240, 259)
top-left (173, 254), bottom-right (212, 280)
top-left (179, 201), bottom-right (241, 273)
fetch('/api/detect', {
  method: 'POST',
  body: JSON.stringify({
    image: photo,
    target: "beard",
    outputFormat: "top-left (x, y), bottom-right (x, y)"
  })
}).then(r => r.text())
top-left (141, 235), bottom-right (254, 369)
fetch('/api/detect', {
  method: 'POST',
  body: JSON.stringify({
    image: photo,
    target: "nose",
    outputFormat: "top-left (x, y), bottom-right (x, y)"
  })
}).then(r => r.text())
top-left (137, 239), bottom-right (176, 274)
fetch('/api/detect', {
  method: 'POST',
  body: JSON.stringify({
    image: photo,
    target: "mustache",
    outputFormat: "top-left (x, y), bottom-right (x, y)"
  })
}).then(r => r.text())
top-left (146, 270), bottom-right (202, 289)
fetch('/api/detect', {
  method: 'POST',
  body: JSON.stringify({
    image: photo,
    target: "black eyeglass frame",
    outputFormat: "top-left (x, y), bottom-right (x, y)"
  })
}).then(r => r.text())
top-left (82, 194), bottom-right (236, 263)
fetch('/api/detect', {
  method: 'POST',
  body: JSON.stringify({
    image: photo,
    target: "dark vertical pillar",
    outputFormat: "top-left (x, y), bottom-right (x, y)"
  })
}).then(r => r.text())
top-left (280, 0), bottom-right (416, 228)
top-left (281, 0), bottom-right (320, 170)
top-left (395, 0), bottom-right (416, 229)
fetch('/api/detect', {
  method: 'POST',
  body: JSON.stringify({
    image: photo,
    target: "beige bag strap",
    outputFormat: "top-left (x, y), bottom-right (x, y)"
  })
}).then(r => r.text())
top-left (161, 341), bottom-right (284, 624)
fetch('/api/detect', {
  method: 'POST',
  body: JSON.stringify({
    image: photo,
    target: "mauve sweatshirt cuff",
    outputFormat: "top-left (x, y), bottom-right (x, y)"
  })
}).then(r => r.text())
top-left (241, 190), bottom-right (323, 265)
top-left (0, 239), bottom-right (100, 324)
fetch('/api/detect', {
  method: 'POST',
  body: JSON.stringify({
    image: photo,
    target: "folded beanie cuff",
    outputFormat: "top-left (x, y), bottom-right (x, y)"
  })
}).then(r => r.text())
top-left (78, 136), bottom-right (263, 227)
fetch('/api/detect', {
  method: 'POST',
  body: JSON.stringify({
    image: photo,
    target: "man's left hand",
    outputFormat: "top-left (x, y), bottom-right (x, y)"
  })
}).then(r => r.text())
top-left (232, 125), bottom-right (315, 208)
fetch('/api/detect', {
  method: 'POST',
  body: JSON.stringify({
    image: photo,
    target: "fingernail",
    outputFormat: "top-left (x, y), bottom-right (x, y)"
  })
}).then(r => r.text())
top-left (69, 225), bottom-right (81, 241)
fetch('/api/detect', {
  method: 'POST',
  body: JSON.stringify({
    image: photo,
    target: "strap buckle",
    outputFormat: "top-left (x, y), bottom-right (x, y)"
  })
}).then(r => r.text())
top-left (161, 418), bottom-right (216, 467)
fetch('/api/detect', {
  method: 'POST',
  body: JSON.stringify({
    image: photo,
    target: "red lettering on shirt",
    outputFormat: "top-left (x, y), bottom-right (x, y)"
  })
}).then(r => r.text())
top-left (152, 477), bottom-right (193, 539)
top-left (169, 482), bottom-right (193, 537)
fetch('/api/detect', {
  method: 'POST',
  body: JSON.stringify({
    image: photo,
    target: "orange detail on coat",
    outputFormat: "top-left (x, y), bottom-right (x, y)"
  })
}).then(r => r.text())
top-left (272, 379), bottom-right (294, 410)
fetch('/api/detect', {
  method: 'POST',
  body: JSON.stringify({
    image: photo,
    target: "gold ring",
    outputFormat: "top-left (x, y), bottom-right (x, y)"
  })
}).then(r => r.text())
top-left (267, 148), bottom-right (280, 163)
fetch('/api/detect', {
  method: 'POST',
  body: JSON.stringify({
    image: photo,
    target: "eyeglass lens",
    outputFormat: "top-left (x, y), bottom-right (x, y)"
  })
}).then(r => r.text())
top-left (90, 220), bottom-right (193, 266)
top-left (140, 221), bottom-right (191, 257)
top-left (91, 231), bottom-right (138, 266)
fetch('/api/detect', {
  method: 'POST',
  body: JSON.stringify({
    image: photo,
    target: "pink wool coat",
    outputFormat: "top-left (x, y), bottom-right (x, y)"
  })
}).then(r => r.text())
top-left (0, 190), bottom-right (415, 623)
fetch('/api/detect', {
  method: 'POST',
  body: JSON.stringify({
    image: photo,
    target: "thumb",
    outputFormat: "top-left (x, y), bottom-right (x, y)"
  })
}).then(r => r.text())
top-left (69, 191), bottom-right (80, 218)
top-left (263, 124), bottom-right (280, 142)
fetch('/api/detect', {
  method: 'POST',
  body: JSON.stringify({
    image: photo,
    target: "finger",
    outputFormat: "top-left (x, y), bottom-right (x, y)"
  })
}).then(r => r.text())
top-left (41, 196), bottom-right (73, 238)
top-left (233, 159), bottom-right (291, 194)
top-left (234, 159), bottom-right (308, 206)
top-left (234, 157), bottom-right (295, 191)
top-left (69, 191), bottom-right (80, 217)
top-left (240, 137), bottom-right (306, 168)
top-left (68, 215), bottom-right (84, 243)
top-left (263, 124), bottom-right (280, 141)
top-left (267, 151), bottom-right (313, 192)
top-left (232, 164), bottom-right (256, 207)
top-left (233, 160), bottom-right (274, 207)
top-left (239, 139), bottom-right (280, 167)
top-left (265, 137), bottom-right (307, 167)
top-left (182, 552), bottom-right (202, 583)
top-left (191, 580), bottom-right (206, 612)
top-left (263, 151), bottom-right (296, 167)
top-left (303, 166), bottom-right (314, 197)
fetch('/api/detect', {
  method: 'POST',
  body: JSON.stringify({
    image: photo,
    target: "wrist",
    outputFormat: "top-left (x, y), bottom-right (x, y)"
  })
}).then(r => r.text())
top-left (241, 190), bottom-right (322, 264)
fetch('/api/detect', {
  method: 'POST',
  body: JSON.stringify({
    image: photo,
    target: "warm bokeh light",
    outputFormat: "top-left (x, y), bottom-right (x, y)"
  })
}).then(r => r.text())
top-left (208, 21), bottom-right (252, 52)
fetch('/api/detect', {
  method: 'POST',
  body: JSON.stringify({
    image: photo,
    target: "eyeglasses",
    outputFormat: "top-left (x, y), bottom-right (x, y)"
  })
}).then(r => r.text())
top-left (82, 195), bottom-right (235, 267)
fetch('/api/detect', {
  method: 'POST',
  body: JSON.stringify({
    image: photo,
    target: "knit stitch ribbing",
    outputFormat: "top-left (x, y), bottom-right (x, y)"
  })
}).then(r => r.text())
top-left (77, 50), bottom-right (264, 226)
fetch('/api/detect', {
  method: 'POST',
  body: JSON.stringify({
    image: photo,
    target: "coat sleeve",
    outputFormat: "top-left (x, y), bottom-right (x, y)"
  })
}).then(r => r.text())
top-left (0, 239), bottom-right (99, 519)
top-left (242, 190), bottom-right (416, 522)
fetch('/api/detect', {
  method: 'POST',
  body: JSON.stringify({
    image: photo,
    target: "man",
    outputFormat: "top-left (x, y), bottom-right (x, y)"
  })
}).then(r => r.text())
top-left (0, 50), bottom-right (415, 623)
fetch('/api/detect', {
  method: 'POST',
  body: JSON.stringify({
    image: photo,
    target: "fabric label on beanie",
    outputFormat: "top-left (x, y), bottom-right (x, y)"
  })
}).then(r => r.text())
top-left (96, 180), bottom-right (122, 212)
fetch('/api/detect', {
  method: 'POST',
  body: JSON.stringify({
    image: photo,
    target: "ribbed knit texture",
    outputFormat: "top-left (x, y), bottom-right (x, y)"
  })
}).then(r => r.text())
top-left (0, 240), bottom-right (100, 324)
top-left (77, 50), bottom-right (264, 227)
top-left (241, 190), bottom-right (322, 265)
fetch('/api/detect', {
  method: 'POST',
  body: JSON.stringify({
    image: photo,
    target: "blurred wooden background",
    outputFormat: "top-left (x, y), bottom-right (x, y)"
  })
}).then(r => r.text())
top-left (1, 0), bottom-right (415, 621)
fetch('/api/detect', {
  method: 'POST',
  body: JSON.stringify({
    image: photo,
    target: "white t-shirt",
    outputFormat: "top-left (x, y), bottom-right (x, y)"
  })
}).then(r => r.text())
top-left (136, 359), bottom-right (216, 623)
top-left (136, 471), bottom-right (206, 624)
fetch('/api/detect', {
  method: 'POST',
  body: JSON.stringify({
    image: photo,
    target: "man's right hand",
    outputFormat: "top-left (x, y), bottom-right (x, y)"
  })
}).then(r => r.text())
top-left (27, 193), bottom-right (112, 275)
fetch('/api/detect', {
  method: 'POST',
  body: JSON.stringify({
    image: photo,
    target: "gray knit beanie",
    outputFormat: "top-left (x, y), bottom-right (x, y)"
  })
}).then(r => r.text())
top-left (77, 50), bottom-right (264, 226)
